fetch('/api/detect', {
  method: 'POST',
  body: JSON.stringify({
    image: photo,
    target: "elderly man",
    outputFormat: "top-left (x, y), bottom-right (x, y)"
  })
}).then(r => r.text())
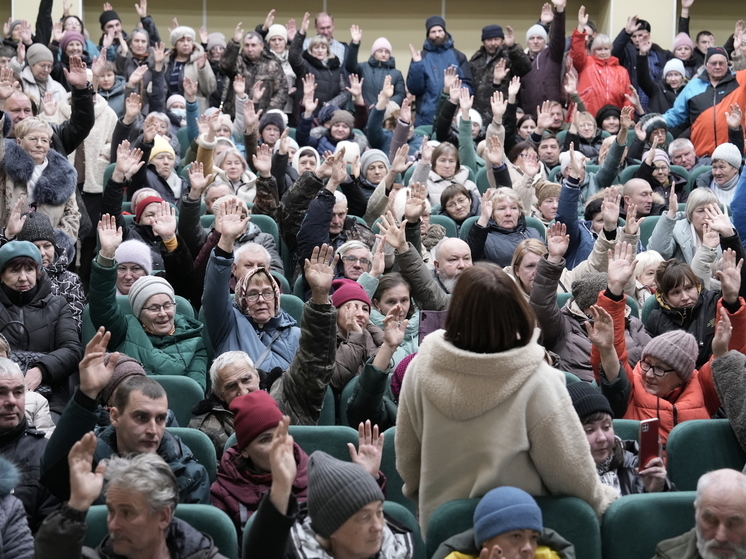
top-left (220, 25), bottom-right (288, 117)
top-left (301, 12), bottom-right (347, 61)
top-left (40, 330), bottom-right (211, 506)
top-left (0, 358), bottom-right (58, 532)
top-left (35, 432), bottom-right (228, 559)
top-left (669, 138), bottom-right (706, 172)
top-left (189, 351), bottom-right (260, 458)
top-left (653, 469), bottom-right (746, 559)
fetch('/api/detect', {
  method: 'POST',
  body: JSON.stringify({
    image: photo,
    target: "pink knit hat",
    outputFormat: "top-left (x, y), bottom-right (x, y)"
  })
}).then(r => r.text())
top-left (672, 33), bottom-right (694, 52)
top-left (370, 37), bottom-right (393, 56)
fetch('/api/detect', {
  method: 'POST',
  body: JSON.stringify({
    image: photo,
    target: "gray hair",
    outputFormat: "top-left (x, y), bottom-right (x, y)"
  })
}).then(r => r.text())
top-left (145, 112), bottom-right (171, 129)
top-left (433, 237), bottom-right (470, 261)
top-left (634, 250), bottom-right (664, 278)
top-left (234, 242), bottom-right (271, 268)
top-left (695, 469), bottom-right (746, 508)
top-left (244, 30), bottom-right (264, 44)
top-left (333, 190), bottom-right (348, 206)
top-left (685, 188), bottom-right (719, 222)
top-left (669, 138), bottom-right (695, 157)
top-left (0, 358), bottom-right (24, 386)
top-left (103, 453), bottom-right (179, 513)
top-left (591, 33), bottom-right (612, 51)
top-left (209, 351), bottom-right (257, 394)
top-left (337, 240), bottom-right (371, 258)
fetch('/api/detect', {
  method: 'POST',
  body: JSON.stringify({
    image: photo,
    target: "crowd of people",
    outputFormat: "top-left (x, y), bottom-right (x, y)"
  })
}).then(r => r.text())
top-left (0, 0), bottom-right (745, 557)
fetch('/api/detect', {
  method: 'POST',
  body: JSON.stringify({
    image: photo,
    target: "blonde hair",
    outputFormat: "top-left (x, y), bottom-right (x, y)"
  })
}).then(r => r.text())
top-left (491, 187), bottom-right (525, 214)
top-left (14, 117), bottom-right (53, 139)
top-left (634, 250), bottom-right (664, 279)
top-left (308, 35), bottom-right (331, 58)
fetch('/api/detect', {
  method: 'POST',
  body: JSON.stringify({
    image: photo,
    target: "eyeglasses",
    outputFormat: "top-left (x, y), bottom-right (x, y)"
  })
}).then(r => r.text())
top-left (639, 360), bottom-right (676, 377)
top-left (652, 164), bottom-right (669, 172)
top-left (341, 256), bottom-right (371, 267)
top-left (245, 290), bottom-right (275, 302)
top-left (34, 64), bottom-right (52, 71)
top-left (445, 196), bottom-right (470, 210)
top-left (143, 301), bottom-right (175, 313)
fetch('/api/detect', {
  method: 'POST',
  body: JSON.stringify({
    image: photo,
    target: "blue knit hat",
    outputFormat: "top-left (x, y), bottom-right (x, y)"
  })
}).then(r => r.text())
top-left (0, 241), bottom-right (41, 273)
top-left (474, 487), bottom-right (543, 546)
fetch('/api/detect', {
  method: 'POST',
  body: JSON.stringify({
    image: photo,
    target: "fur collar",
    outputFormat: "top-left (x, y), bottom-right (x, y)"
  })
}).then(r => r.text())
top-left (3, 140), bottom-right (77, 204)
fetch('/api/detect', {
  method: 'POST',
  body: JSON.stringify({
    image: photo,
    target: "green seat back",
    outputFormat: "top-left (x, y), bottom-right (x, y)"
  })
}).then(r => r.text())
top-left (666, 419), bottom-right (746, 490)
top-left (475, 167), bottom-right (490, 194)
top-left (122, 201), bottom-right (132, 213)
top-left (176, 127), bottom-right (189, 159)
top-left (459, 216), bottom-right (478, 242)
top-left (427, 496), bottom-right (601, 559)
top-left (556, 293), bottom-right (638, 318)
top-left (430, 214), bottom-right (458, 238)
top-left (613, 419), bottom-right (641, 442)
top-left (179, 163), bottom-right (191, 182)
top-left (687, 165), bottom-right (712, 192)
top-left (585, 164), bottom-right (600, 175)
top-left (525, 216), bottom-right (546, 240)
top-left (85, 504), bottom-right (238, 559)
top-left (641, 295), bottom-right (660, 326)
top-left (293, 275), bottom-right (306, 299)
top-left (200, 214), bottom-right (216, 228)
top-left (414, 124), bottom-right (433, 137)
top-left (316, 386), bottom-right (337, 426)
top-left (548, 165), bottom-right (562, 183)
top-left (639, 215), bottom-right (660, 249)
top-left (564, 371), bottom-right (582, 384)
top-left (248, 214), bottom-right (280, 246)
top-left (601, 492), bottom-right (696, 559)
top-left (227, 424), bottom-right (357, 459)
top-left (556, 130), bottom-right (568, 145)
top-left (337, 376), bottom-right (359, 427)
top-left (273, 272), bottom-right (291, 295)
top-left (404, 165), bottom-right (416, 186)
top-left (381, 426), bottom-right (416, 515)
top-left (167, 427), bottom-right (217, 483)
top-left (618, 164), bottom-right (641, 185)
top-left (670, 164), bottom-right (690, 185)
top-left (152, 376), bottom-right (205, 426)
top-left (279, 294), bottom-right (304, 323)
top-left (123, 214), bottom-right (135, 228)
top-left (103, 162), bottom-right (116, 189)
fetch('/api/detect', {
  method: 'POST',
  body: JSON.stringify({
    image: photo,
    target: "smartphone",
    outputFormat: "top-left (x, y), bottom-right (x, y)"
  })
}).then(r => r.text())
top-left (638, 418), bottom-right (660, 468)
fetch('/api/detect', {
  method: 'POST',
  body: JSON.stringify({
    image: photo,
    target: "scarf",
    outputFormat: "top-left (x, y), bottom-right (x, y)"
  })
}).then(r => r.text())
top-left (711, 172), bottom-right (740, 205)
top-left (28, 159), bottom-right (49, 201)
top-left (596, 453), bottom-right (622, 497)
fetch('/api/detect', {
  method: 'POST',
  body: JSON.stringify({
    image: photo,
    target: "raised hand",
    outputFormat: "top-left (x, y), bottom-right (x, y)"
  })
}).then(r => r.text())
top-left (126, 64), bottom-right (149, 87)
top-left (79, 326), bottom-right (118, 399)
top-left (715, 248), bottom-right (743, 305)
top-left (0, 67), bottom-right (18, 100)
top-left (478, 545), bottom-right (504, 559)
top-left (233, 22), bottom-right (244, 43)
top-left (268, 416), bottom-right (296, 515)
top-left (623, 204), bottom-right (646, 236)
top-left (725, 103), bottom-right (743, 130)
top-left (346, 74), bottom-right (364, 100)
top-left (619, 105), bottom-right (634, 132)
top-left (262, 9), bottom-right (275, 31)
top-left (443, 66), bottom-right (458, 92)
top-left (625, 15), bottom-right (641, 35)
top-left (252, 143), bottom-right (272, 177)
top-left (492, 58), bottom-right (508, 84)
top-left (199, 26), bottom-right (209, 44)
top-left (638, 39), bottom-right (652, 55)
top-left (409, 44), bottom-right (422, 62)
top-left (232, 74), bottom-right (246, 97)
top-left (565, 143), bottom-right (585, 180)
top-left (123, 92), bottom-right (142, 124)
top-left (606, 241), bottom-right (636, 295)
top-left (507, 76), bottom-right (521, 102)
top-left (68, 432), bottom-right (108, 512)
top-left (578, 6), bottom-right (589, 31)
top-left (300, 12), bottom-right (311, 35)
top-left (151, 201), bottom-right (177, 241)
top-left (702, 222), bottom-right (720, 249)
top-left (5, 199), bottom-right (27, 239)
top-left (585, 305), bottom-right (614, 350)
top-left (564, 71), bottom-right (578, 96)
top-left (53, 21), bottom-right (67, 43)
top-left (42, 91), bottom-right (57, 116)
top-left (703, 203), bottom-right (735, 237)
top-left (485, 135), bottom-right (504, 167)
top-left (168, 18), bottom-right (180, 34)
top-left (712, 307), bottom-right (733, 358)
top-left (625, 85), bottom-right (644, 114)
top-left (187, 162), bottom-right (214, 196)
top-left (64, 55), bottom-right (88, 89)
top-left (458, 87), bottom-right (473, 118)
top-left (183, 75), bottom-right (198, 103)
top-left (405, 182), bottom-right (427, 223)
top-left (399, 97), bottom-right (413, 124)
top-left (490, 90), bottom-right (507, 122)
top-left (504, 26), bottom-right (515, 47)
top-left (601, 185), bottom-right (621, 231)
top-left (304, 244), bottom-right (338, 303)
top-left (18, 21), bottom-right (32, 45)
top-left (546, 221), bottom-right (570, 262)
top-left (540, 3), bottom-right (554, 24)
top-left (153, 41), bottom-right (167, 68)
top-left (420, 136), bottom-right (433, 163)
top-left (134, 0), bottom-right (148, 18)
top-left (448, 77), bottom-right (462, 105)
top-left (667, 184), bottom-right (678, 219)
top-left (286, 18), bottom-right (297, 41)
top-left (391, 143), bottom-right (411, 175)
top-left (378, 211), bottom-right (407, 253)
top-left (142, 118), bottom-right (159, 143)
top-left (478, 189), bottom-right (495, 226)
top-left (102, 30), bottom-right (114, 50)
top-left (350, 24), bottom-right (362, 43)
top-left (251, 80), bottom-right (265, 103)
top-left (97, 214), bottom-right (123, 258)
top-left (302, 73), bottom-right (318, 116)
top-left (243, 100), bottom-right (261, 133)
top-left (113, 140), bottom-right (145, 181)
top-left (219, 198), bottom-right (250, 242)
top-left (344, 304), bottom-right (363, 334)
top-left (348, 420), bottom-right (384, 479)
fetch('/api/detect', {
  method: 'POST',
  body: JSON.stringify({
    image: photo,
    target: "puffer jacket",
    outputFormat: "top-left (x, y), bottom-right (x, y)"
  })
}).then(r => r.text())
top-left (345, 42), bottom-right (406, 107)
top-left (88, 260), bottom-right (208, 390)
top-left (647, 211), bottom-right (702, 264)
top-left (45, 250), bottom-right (85, 332)
top-left (433, 527), bottom-right (575, 559)
top-left (0, 457), bottom-right (33, 559)
top-left (570, 29), bottom-right (632, 117)
top-left (467, 215), bottom-right (543, 268)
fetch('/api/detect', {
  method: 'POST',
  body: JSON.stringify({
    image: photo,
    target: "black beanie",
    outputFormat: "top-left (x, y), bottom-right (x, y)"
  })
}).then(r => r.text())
top-left (705, 46), bottom-right (729, 64)
top-left (481, 25), bottom-right (504, 41)
top-left (15, 212), bottom-right (56, 246)
top-left (567, 382), bottom-right (614, 421)
top-left (595, 105), bottom-right (621, 129)
top-left (99, 10), bottom-right (120, 30)
top-left (636, 19), bottom-right (651, 33)
top-left (426, 16), bottom-right (446, 34)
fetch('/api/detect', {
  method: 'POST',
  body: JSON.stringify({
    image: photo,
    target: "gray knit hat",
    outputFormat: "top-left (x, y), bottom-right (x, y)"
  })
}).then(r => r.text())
top-left (642, 330), bottom-right (698, 382)
top-left (128, 276), bottom-right (174, 319)
top-left (711, 142), bottom-right (744, 170)
top-left (640, 113), bottom-right (668, 141)
top-left (15, 212), bottom-right (56, 246)
top-left (571, 272), bottom-right (608, 311)
top-left (26, 44), bottom-right (54, 67)
top-left (307, 451), bottom-right (384, 538)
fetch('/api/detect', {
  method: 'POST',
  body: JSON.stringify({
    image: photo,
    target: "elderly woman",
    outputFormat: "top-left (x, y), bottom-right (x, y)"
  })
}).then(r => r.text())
top-left (506, 142), bottom-right (546, 214)
top-left (0, 116), bottom-right (79, 243)
top-left (562, 111), bottom-right (605, 160)
top-left (11, 44), bottom-right (67, 108)
top-left (90, 216), bottom-right (208, 390)
top-left (694, 142), bottom-right (743, 205)
top-left (0, 241), bottom-right (82, 418)
top-left (590, 243), bottom-right (746, 445)
top-left (411, 141), bottom-right (479, 206)
top-left (50, 31), bottom-right (93, 91)
top-left (634, 144), bottom-right (688, 204)
top-left (467, 188), bottom-right (542, 268)
top-left (396, 262), bottom-right (619, 533)
top-left (438, 183), bottom-right (480, 234)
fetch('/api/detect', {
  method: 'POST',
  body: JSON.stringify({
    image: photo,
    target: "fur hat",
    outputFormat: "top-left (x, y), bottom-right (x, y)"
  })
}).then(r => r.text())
top-left (328, 109), bottom-right (355, 130)
top-left (128, 275), bottom-right (175, 318)
top-left (206, 32), bottom-right (226, 52)
top-left (99, 354), bottom-right (146, 406)
top-left (230, 390), bottom-right (283, 452)
top-left (662, 58), bottom-right (686, 80)
top-left (15, 212), bottom-right (56, 246)
top-left (259, 111), bottom-right (286, 134)
top-left (148, 134), bottom-right (176, 163)
top-left (331, 279), bottom-right (371, 308)
top-left (370, 37), bottom-right (392, 56)
top-left (535, 181), bottom-right (561, 204)
top-left (360, 149), bottom-right (390, 178)
top-left (115, 240), bottom-right (153, 274)
top-left (641, 330), bottom-right (698, 382)
top-left (308, 451), bottom-right (384, 538)
top-left (481, 25), bottom-right (504, 41)
top-left (525, 24), bottom-right (548, 43)
top-left (0, 241), bottom-right (41, 272)
top-left (99, 9), bottom-right (120, 30)
top-left (568, 381), bottom-right (613, 420)
top-left (640, 113), bottom-right (668, 141)
top-left (571, 272), bottom-right (608, 311)
top-left (59, 31), bottom-right (86, 53)
top-left (169, 26), bottom-right (196, 47)
top-left (672, 33), bottom-right (694, 52)
top-left (595, 105), bottom-right (621, 128)
top-left (474, 487), bottom-right (543, 547)
top-left (26, 44), bottom-right (54, 67)
top-left (711, 142), bottom-right (743, 170)
top-left (266, 24), bottom-right (287, 42)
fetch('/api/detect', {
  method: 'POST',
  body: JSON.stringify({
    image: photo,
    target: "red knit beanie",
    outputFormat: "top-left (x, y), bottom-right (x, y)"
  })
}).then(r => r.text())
top-left (135, 196), bottom-right (164, 223)
top-left (230, 391), bottom-right (283, 451)
top-left (330, 279), bottom-right (371, 308)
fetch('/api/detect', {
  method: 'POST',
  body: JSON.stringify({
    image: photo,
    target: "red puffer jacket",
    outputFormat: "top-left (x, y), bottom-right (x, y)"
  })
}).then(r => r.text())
top-left (570, 29), bottom-right (633, 117)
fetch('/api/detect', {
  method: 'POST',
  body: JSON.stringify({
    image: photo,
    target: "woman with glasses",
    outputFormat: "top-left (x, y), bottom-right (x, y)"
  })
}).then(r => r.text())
top-left (633, 142), bottom-right (689, 205)
top-left (438, 183), bottom-right (480, 234)
top-left (589, 243), bottom-right (746, 446)
top-left (90, 215), bottom-right (208, 390)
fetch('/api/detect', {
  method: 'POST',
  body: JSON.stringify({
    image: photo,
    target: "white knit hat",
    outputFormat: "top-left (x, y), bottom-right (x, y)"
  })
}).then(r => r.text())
top-left (526, 24), bottom-right (548, 43)
top-left (115, 240), bottom-right (153, 275)
top-left (711, 143), bottom-right (744, 170)
top-left (662, 58), bottom-right (686, 79)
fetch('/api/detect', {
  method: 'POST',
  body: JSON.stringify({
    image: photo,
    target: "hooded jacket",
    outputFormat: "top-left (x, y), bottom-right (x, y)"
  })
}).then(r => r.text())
top-left (188, 393), bottom-right (234, 460)
top-left (0, 457), bottom-right (33, 559)
top-left (345, 42), bottom-right (406, 107)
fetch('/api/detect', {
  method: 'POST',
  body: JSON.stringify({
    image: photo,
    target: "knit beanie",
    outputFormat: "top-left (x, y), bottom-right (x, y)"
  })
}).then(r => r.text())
top-left (641, 330), bottom-right (698, 382)
top-left (672, 33), bottom-right (694, 52)
top-left (636, 19), bottom-right (652, 33)
top-left (331, 279), bottom-right (371, 308)
top-left (0, 241), bottom-right (41, 273)
top-left (7, 21), bottom-right (23, 38)
top-left (370, 37), bottom-right (393, 56)
top-left (308, 451), bottom-right (384, 538)
top-left (559, 151), bottom-right (587, 175)
top-left (473, 487), bottom-right (543, 547)
top-left (266, 24), bottom-right (287, 42)
top-left (148, 134), bottom-right (176, 163)
top-left (705, 46), bottom-right (729, 64)
top-left (229, 390), bottom-right (283, 451)
top-left (525, 24), bottom-right (548, 43)
top-left (360, 149), bottom-right (390, 178)
top-left (166, 94), bottom-right (186, 110)
top-left (59, 31), bottom-right (86, 53)
top-left (115, 240), bottom-right (153, 274)
top-left (595, 105), bottom-right (621, 128)
top-left (642, 148), bottom-right (670, 166)
top-left (15, 212), bottom-right (55, 245)
top-left (26, 44), bottom-right (54, 67)
top-left (335, 140), bottom-right (360, 163)
top-left (481, 24), bottom-right (504, 41)
top-left (571, 272), bottom-right (607, 311)
top-left (99, 354), bottom-right (146, 406)
top-left (128, 275), bottom-right (175, 319)
top-left (535, 181), bottom-right (561, 205)
top-left (134, 196), bottom-right (164, 223)
top-left (99, 9), bottom-right (120, 30)
top-left (711, 143), bottom-right (743, 170)
top-left (662, 58), bottom-right (686, 79)
top-left (567, 381), bottom-right (613, 421)
top-left (169, 26), bottom-right (196, 47)
top-left (457, 109), bottom-right (483, 129)
top-left (259, 111), bottom-right (286, 134)
top-left (329, 109), bottom-right (355, 130)
top-left (206, 32), bottom-right (227, 52)
top-left (640, 113), bottom-right (668, 141)
top-left (426, 16), bottom-right (447, 34)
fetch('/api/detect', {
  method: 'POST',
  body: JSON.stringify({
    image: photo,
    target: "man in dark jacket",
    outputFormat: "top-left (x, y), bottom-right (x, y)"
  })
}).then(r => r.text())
top-left (40, 331), bottom-right (211, 506)
top-left (469, 24), bottom-right (531, 124)
top-left (407, 16), bottom-right (473, 126)
top-left (0, 360), bottom-right (59, 532)
top-left (35, 431), bottom-right (229, 559)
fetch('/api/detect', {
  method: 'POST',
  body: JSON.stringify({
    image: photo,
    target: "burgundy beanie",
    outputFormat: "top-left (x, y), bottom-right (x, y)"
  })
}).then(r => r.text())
top-left (135, 196), bottom-right (164, 223)
top-left (230, 390), bottom-right (283, 451)
top-left (331, 279), bottom-right (371, 308)
top-left (60, 31), bottom-right (86, 53)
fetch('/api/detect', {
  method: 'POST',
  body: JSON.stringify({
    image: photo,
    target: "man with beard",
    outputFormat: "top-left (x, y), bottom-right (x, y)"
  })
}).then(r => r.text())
top-left (653, 469), bottom-right (746, 559)
top-left (407, 16), bottom-right (473, 126)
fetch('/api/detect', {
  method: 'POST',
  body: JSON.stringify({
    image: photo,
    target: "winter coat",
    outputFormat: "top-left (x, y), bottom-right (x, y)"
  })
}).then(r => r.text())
top-left (637, 54), bottom-right (686, 115)
top-left (40, 389), bottom-right (211, 505)
top-left (244, 493), bottom-right (414, 559)
top-left (365, 106), bottom-right (425, 159)
top-left (0, 419), bottom-right (59, 533)
top-left (469, 44), bottom-right (531, 125)
top-left (295, 114), bottom-right (368, 155)
top-left (467, 215), bottom-right (542, 268)
top-left (0, 274), bottom-right (82, 415)
top-left (45, 250), bottom-right (85, 332)
top-left (202, 250), bottom-right (300, 371)
top-left (653, 528), bottom-right (700, 559)
top-left (332, 323), bottom-right (384, 392)
top-left (211, 443), bottom-right (308, 535)
top-left (634, 161), bottom-right (689, 204)
top-left (712, 351), bottom-right (746, 456)
top-left (96, 75), bottom-right (127, 117)
top-left (0, 132), bottom-right (80, 241)
top-left (611, 31), bottom-right (672, 111)
top-left (647, 211), bottom-right (706, 264)
top-left (433, 527), bottom-right (575, 559)
top-left (410, 163), bottom-right (479, 207)
top-left (520, 8), bottom-right (566, 115)
top-left (570, 29), bottom-right (632, 117)
top-left (88, 259), bottom-right (208, 390)
top-left (35, 505), bottom-right (227, 559)
top-left (345, 43), bottom-right (406, 107)
top-left (165, 46), bottom-right (217, 112)
top-left (0, 457), bottom-right (33, 559)
top-left (188, 394), bottom-right (234, 460)
top-left (407, 34), bottom-right (474, 126)
top-left (395, 328), bottom-right (619, 533)
top-left (15, 66), bottom-right (67, 110)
